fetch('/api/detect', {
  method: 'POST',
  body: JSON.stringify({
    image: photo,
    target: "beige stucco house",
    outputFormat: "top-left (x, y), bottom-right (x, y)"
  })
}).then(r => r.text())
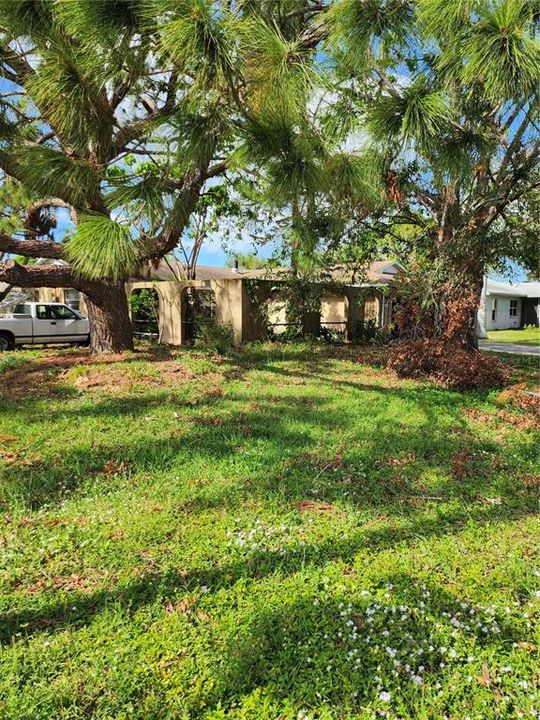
top-left (9, 260), bottom-right (404, 346)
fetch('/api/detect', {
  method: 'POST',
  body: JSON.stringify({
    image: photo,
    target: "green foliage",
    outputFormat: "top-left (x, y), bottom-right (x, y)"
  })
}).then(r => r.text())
top-left (367, 79), bottom-right (451, 151)
top-left (324, 151), bottom-right (385, 207)
top-left (18, 146), bottom-right (101, 209)
top-left (128, 288), bottom-right (159, 321)
top-left (444, 0), bottom-right (540, 101)
top-left (65, 214), bottom-right (139, 281)
top-left (194, 319), bottom-right (235, 355)
top-left (150, 0), bottom-right (239, 99)
top-left (330, 0), bottom-right (414, 64)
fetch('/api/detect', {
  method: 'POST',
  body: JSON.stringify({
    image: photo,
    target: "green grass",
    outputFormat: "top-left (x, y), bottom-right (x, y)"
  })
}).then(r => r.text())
top-left (487, 327), bottom-right (540, 347)
top-left (0, 343), bottom-right (539, 720)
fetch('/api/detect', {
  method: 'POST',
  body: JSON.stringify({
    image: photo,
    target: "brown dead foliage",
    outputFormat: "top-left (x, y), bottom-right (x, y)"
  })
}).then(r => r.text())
top-left (295, 500), bottom-right (336, 513)
top-left (376, 452), bottom-right (416, 469)
top-left (451, 449), bottom-right (476, 479)
top-left (164, 596), bottom-right (197, 614)
top-left (388, 339), bottom-right (510, 390)
top-left (101, 459), bottom-right (130, 477)
top-left (26, 571), bottom-right (105, 595)
top-left (198, 415), bottom-right (223, 427)
top-left (496, 383), bottom-right (540, 417)
top-left (521, 474), bottom-right (540, 494)
top-left (0, 348), bottom-right (199, 399)
top-left (464, 405), bottom-right (539, 431)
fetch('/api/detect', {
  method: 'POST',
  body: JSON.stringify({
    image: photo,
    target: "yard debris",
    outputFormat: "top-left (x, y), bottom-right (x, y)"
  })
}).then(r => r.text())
top-left (464, 405), bottom-right (539, 430)
top-left (0, 434), bottom-right (19, 443)
top-left (296, 500), bottom-right (335, 513)
top-left (164, 596), bottom-right (196, 614)
top-left (388, 338), bottom-right (510, 389)
top-left (399, 494), bottom-right (446, 504)
top-left (377, 452), bottom-right (416, 468)
top-left (451, 449), bottom-right (476, 479)
top-left (496, 383), bottom-right (540, 417)
top-left (476, 663), bottom-right (492, 687)
top-left (101, 459), bottom-right (130, 477)
top-left (479, 496), bottom-right (503, 505)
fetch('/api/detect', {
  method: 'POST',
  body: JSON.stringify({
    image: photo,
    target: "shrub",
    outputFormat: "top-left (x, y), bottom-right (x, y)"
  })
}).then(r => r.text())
top-left (388, 339), bottom-right (510, 390)
top-left (194, 320), bottom-right (235, 356)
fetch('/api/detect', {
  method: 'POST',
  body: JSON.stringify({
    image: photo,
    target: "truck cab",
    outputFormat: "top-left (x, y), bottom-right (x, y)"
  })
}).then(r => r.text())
top-left (0, 302), bottom-right (90, 350)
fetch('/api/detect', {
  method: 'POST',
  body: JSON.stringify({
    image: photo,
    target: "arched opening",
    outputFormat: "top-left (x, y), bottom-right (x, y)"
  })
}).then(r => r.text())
top-left (181, 287), bottom-right (216, 343)
top-left (129, 288), bottom-right (159, 340)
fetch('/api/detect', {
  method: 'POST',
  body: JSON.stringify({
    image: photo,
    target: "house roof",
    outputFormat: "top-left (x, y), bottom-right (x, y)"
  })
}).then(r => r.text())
top-left (486, 279), bottom-right (540, 298)
top-left (137, 260), bottom-right (405, 286)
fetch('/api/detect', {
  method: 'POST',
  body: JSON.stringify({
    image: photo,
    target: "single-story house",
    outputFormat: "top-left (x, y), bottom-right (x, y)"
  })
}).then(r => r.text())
top-left (5, 259), bottom-right (405, 346)
top-left (477, 278), bottom-right (540, 336)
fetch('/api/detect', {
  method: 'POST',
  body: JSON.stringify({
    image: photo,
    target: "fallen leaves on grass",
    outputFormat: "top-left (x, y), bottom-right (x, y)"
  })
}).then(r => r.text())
top-left (101, 459), bottom-right (130, 477)
top-left (451, 449), bottom-right (476, 479)
top-left (296, 500), bottom-right (335, 513)
top-left (376, 452), bottom-right (416, 469)
top-left (164, 596), bottom-right (197, 614)
top-left (496, 383), bottom-right (540, 417)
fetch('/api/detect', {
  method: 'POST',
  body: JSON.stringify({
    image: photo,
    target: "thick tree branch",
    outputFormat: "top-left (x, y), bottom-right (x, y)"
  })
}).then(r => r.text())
top-left (0, 232), bottom-right (64, 259)
top-left (0, 261), bottom-right (73, 288)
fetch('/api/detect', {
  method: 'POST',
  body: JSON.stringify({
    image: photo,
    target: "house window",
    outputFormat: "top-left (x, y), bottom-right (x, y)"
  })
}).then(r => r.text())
top-left (64, 288), bottom-right (81, 311)
top-left (491, 298), bottom-right (497, 321)
top-left (509, 299), bottom-right (518, 317)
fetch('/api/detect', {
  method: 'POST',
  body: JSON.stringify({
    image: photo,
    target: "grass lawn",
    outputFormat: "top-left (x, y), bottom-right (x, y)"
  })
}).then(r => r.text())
top-left (0, 343), bottom-right (539, 720)
top-left (487, 327), bottom-right (540, 347)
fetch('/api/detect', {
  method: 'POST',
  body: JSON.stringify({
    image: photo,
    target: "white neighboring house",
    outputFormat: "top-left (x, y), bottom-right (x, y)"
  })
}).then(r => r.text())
top-left (477, 277), bottom-right (540, 337)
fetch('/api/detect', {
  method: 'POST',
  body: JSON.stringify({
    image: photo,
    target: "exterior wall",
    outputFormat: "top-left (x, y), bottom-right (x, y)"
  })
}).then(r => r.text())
top-left (213, 279), bottom-right (244, 345)
top-left (345, 288), bottom-right (382, 339)
top-left (28, 278), bottom-right (390, 346)
top-left (126, 278), bottom-right (245, 346)
top-left (241, 281), bottom-right (270, 342)
top-left (484, 295), bottom-right (521, 331)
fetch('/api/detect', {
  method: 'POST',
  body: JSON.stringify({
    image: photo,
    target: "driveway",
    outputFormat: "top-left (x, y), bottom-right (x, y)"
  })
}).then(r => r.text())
top-left (479, 340), bottom-right (540, 357)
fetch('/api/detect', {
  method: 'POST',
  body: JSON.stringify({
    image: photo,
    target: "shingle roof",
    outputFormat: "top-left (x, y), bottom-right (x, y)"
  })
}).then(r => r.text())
top-left (136, 260), bottom-right (405, 286)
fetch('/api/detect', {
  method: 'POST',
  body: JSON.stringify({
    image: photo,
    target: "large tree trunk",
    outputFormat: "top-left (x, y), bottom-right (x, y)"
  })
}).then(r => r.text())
top-left (442, 263), bottom-right (485, 351)
top-left (84, 281), bottom-right (133, 353)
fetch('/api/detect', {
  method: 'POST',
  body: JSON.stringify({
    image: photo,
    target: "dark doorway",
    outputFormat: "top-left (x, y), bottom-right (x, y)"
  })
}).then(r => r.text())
top-left (182, 288), bottom-right (216, 343)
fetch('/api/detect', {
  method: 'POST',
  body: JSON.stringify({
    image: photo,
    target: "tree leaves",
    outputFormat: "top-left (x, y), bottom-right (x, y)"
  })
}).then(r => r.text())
top-left (65, 214), bottom-right (140, 281)
top-left (18, 146), bottom-right (102, 210)
top-left (367, 78), bottom-right (451, 152)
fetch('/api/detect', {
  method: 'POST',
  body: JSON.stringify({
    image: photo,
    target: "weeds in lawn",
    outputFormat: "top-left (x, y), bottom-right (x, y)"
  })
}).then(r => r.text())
top-left (0, 344), bottom-right (538, 719)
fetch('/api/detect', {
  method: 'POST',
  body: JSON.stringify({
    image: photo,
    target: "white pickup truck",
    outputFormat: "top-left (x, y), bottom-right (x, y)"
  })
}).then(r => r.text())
top-left (0, 302), bottom-right (90, 350)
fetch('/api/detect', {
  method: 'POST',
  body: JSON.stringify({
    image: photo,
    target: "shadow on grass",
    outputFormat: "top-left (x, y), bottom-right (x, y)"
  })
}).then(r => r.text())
top-left (1, 499), bottom-right (535, 646)
top-left (0, 379), bottom-right (527, 510)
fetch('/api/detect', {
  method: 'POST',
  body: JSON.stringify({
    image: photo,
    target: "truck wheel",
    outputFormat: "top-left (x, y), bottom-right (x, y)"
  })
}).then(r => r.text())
top-left (0, 332), bottom-right (14, 351)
